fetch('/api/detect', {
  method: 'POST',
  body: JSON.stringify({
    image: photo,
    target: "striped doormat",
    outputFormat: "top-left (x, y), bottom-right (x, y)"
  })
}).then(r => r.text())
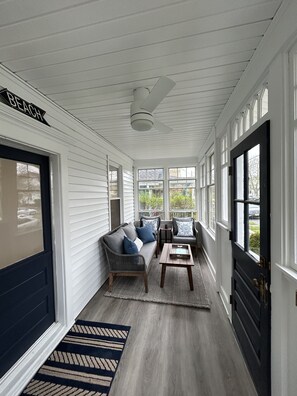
top-left (21, 320), bottom-right (130, 396)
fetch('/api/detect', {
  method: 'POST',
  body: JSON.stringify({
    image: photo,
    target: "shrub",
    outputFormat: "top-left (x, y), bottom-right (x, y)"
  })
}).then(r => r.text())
top-left (249, 231), bottom-right (260, 255)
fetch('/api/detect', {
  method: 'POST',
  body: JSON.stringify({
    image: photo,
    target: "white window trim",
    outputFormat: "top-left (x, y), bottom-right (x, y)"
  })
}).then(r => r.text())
top-left (290, 48), bottom-right (297, 271)
top-left (199, 159), bottom-right (206, 226)
top-left (207, 149), bottom-right (216, 234)
top-left (220, 133), bottom-right (229, 227)
top-left (168, 166), bottom-right (197, 219)
top-left (232, 82), bottom-right (269, 143)
top-left (137, 167), bottom-right (165, 219)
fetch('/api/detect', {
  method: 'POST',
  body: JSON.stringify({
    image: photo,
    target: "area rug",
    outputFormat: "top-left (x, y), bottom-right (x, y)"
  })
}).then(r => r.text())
top-left (21, 320), bottom-right (130, 396)
top-left (104, 257), bottom-right (211, 309)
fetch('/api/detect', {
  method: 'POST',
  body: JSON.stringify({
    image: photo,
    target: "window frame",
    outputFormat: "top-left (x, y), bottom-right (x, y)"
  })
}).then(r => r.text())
top-left (220, 134), bottom-right (229, 226)
top-left (291, 49), bottom-right (297, 271)
top-left (137, 168), bottom-right (165, 219)
top-left (108, 162), bottom-right (123, 230)
top-left (232, 83), bottom-right (268, 143)
top-left (206, 149), bottom-right (216, 233)
top-left (168, 166), bottom-right (197, 219)
top-left (199, 160), bottom-right (206, 225)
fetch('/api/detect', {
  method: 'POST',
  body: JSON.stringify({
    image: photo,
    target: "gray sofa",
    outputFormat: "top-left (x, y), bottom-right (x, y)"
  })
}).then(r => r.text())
top-left (101, 223), bottom-right (157, 293)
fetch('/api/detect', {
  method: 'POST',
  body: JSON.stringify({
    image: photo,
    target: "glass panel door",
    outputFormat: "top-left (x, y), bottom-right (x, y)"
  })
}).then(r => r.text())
top-left (0, 144), bottom-right (55, 378)
top-left (231, 121), bottom-right (270, 396)
top-left (0, 159), bottom-right (44, 269)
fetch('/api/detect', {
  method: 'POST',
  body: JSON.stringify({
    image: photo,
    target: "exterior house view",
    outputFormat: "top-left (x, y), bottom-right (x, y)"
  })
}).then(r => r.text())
top-left (1, 0), bottom-right (297, 395)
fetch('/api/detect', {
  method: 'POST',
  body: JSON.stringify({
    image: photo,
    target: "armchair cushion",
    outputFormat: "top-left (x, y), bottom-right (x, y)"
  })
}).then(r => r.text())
top-left (140, 216), bottom-right (161, 232)
top-left (172, 217), bottom-right (194, 235)
top-left (172, 236), bottom-right (196, 245)
top-left (103, 227), bottom-right (126, 254)
top-left (176, 220), bottom-right (194, 237)
top-left (136, 225), bottom-right (156, 244)
top-left (123, 236), bottom-right (138, 254)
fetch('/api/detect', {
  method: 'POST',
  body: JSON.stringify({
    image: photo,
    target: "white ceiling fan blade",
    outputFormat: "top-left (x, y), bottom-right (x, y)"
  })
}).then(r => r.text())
top-left (154, 118), bottom-right (173, 133)
top-left (141, 76), bottom-right (175, 113)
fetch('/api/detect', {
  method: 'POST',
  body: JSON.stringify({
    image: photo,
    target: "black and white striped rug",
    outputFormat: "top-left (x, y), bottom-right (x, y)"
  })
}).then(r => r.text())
top-left (21, 320), bottom-right (130, 396)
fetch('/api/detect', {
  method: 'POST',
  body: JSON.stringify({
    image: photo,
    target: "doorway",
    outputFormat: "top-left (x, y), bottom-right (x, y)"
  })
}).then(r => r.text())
top-left (230, 121), bottom-right (270, 396)
top-left (0, 144), bottom-right (55, 378)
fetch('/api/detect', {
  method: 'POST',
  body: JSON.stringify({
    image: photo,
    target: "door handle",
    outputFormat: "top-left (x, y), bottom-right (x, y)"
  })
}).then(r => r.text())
top-left (252, 275), bottom-right (269, 305)
top-left (256, 255), bottom-right (271, 270)
top-left (256, 255), bottom-right (266, 268)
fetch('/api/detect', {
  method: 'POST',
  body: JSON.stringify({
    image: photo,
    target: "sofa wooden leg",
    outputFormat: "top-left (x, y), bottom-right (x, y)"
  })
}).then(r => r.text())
top-left (144, 273), bottom-right (148, 293)
top-left (108, 273), bottom-right (113, 292)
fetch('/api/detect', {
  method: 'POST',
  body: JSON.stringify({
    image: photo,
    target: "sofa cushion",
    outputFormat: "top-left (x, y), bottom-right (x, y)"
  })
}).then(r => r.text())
top-left (103, 227), bottom-right (126, 254)
top-left (122, 222), bottom-right (138, 241)
top-left (140, 241), bottom-right (157, 269)
top-left (136, 225), bottom-right (155, 244)
top-left (123, 236), bottom-right (138, 254)
top-left (134, 237), bottom-right (143, 252)
top-left (176, 220), bottom-right (194, 237)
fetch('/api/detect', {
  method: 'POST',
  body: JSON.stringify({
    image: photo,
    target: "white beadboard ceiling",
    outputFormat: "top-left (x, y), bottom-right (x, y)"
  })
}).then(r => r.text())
top-left (0, 0), bottom-right (282, 160)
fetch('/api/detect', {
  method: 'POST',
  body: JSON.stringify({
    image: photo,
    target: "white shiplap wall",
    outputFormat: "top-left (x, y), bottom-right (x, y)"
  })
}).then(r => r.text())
top-left (68, 136), bottom-right (134, 317)
top-left (68, 142), bottom-right (109, 317)
top-left (0, 64), bottom-right (134, 321)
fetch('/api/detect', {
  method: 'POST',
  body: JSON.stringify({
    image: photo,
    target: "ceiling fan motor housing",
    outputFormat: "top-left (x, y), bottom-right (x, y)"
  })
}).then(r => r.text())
top-left (131, 112), bottom-right (153, 131)
top-left (130, 89), bottom-right (154, 131)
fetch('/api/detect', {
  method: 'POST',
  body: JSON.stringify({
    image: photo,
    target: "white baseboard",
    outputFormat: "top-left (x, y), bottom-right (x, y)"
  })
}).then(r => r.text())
top-left (0, 321), bottom-right (74, 396)
top-left (201, 245), bottom-right (216, 282)
top-left (219, 285), bottom-right (232, 321)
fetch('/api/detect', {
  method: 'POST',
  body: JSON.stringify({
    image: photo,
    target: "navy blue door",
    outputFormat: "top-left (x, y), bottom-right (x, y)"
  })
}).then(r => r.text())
top-left (0, 145), bottom-right (55, 378)
top-left (231, 121), bottom-right (270, 396)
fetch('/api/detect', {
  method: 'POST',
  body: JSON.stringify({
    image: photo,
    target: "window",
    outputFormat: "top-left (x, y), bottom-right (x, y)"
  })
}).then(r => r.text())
top-left (200, 162), bottom-right (206, 224)
top-left (233, 119), bottom-right (239, 142)
top-left (207, 152), bottom-right (216, 232)
top-left (239, 113), bottom-right (244, 137)
top-left (109, 166), bottom-right (119, 199)
top-left (220, 134), bottom-right (229, 224)
top-left (138, 168), bottom-right (164, 218)
top-left (252, 96), bottom-right (259, 126)
top-left (168, 167), bottom-right (196, 219)
top-left (109, 165), bottom-right (122, 229)
top-left (244, 107), bottom-right (251, 132)
top-left (260, 86), bottom-right (268, 117)
top-left (292, 51), bottom-right (297, 270)
top-left (16, 162), bottom-right (42, 233)
top-left (233, 83), bottom-right (268, 142)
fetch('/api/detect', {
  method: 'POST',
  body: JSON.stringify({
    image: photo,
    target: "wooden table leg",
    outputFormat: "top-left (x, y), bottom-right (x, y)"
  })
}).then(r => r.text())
top-left (187, 267), bottom-right (194, 291)
top-left (160, 264), bottom-right (166, 288)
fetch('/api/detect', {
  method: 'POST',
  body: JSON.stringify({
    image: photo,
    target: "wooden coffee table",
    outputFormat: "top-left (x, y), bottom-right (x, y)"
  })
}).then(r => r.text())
top-left (159, 243), bottom-right (194, 290)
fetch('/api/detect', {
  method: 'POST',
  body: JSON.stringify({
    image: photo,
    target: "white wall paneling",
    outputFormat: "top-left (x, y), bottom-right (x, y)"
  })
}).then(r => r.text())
top-left (204, 2), bottom-right (297, 395)
top-left (0, 58), bottom-right (134, 395)
top-left (200, 225), bottom-right (216, 282)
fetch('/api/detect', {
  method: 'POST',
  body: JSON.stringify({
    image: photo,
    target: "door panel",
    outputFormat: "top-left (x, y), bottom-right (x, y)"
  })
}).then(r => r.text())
top-left (231, 121), bottom-right (270, 396)
top-left (0, 145), bottom-right (55, 378)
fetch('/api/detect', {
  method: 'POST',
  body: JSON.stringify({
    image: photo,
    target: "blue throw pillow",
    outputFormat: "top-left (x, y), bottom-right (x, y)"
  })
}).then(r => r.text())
top-left (136, 225), bottom-right (155, 244)
top-left (123, 236), bottom-right (138, 254)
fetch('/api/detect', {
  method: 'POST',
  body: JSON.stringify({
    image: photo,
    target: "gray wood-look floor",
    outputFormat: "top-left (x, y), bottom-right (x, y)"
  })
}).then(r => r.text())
top-left (79, 250), bottom-right (257, 396)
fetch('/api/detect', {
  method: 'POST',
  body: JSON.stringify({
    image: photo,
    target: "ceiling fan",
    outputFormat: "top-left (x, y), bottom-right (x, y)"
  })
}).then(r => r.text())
top-left (130, 76), bottom-right (175, 133)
